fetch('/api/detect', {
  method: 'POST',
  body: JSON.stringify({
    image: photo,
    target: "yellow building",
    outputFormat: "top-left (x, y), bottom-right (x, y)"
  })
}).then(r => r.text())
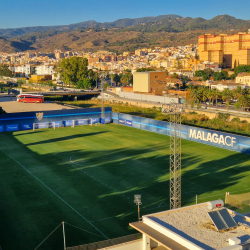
top-left (198, 33), bottom-right (250, 68)
top-left (30, 75), bottom-right (52, 83)
top-left (133, 71), bottom-right (166, 93)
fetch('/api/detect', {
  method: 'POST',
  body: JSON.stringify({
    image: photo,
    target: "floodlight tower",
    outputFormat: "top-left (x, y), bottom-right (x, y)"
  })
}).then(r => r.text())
top-left (100, 73), bottom-right (106, 121)
top-left (168, 104), bottom-right (182, 210)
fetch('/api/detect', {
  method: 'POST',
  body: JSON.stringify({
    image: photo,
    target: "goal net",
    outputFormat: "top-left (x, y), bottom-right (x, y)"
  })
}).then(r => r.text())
top-left (33, 122), bottom-right (57, 131)
top-left (70, 119), bottom-right (93, 127)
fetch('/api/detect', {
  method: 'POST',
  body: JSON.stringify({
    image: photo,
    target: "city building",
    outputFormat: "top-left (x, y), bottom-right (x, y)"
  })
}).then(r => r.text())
top-left (133, 71), bottom-right (166, 93)
top-left (210, 81), bottom-right (245, 91)
top-left (198, 33), bottom-right (250, 68)
top-left (36, 64), bottom-right (54, 75)
top-left (235, 72), bottom-right (250, 86)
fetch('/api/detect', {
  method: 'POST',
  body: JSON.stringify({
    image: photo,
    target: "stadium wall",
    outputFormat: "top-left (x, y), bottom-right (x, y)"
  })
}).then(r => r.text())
top-left (0, 107), bottom-right (112, 132)
top-left (112, 112), bottom-right (250, 154)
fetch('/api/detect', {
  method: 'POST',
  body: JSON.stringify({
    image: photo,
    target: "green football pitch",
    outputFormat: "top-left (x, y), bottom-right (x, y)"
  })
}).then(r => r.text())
top-left (0, 123), bottom-right (250, 250)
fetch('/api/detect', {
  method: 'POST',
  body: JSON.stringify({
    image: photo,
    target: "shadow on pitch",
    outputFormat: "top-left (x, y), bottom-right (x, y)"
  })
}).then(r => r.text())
top-left (25, 131), bottom-right (108, 146)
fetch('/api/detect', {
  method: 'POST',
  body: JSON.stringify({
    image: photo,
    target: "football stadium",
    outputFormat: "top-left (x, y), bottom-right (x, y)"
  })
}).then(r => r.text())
top-left (0, 107), bottom-right (250, 250)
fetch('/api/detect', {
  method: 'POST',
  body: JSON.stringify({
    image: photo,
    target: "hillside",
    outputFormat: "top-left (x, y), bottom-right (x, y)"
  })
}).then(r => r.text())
top-left (0, 14), bottom-right (182, 39)
top-left (0, 14), bottom-right (250, 53)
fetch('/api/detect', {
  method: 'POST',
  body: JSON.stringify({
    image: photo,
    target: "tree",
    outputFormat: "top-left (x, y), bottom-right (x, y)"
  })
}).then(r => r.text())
top-left (0, 65), bottom-right (12, 77)
top-left (56, 57), bottom-right (90, 86)
top-left (232, 86), bottom-right (242, 101)
top-left (234, 59), bottom-right (237, 69)
top-left (190, 89), bottom-right (202, 105)
top-left (239, 95), bottom-right (250, 111)
top-left (77, 78), bottom-right (93, 89)
top-left (200, 87), bottom-right (209, 103)
top-left (103, 82), bottom-right (110, 90)
top-left (17, 79), bottom-right (26, 87)
top-left (222, 88), bottom-right (233, 111)
top-left (195, 70), bottom-right (204, 77)
top-left (110, 74), bottom-right (120, 86)
top-left (120, 73), bottom-right (133, 86)
top-left (207, 89), bottom-right (217, 106)
top-left (202, 74), bottom-right (209, 81)
top-left (180, 76), bottom-right (189, 89)
top-left (136, 67), bottom-right (155, 72)
top-left (234, 65), bottom-right (250, 76)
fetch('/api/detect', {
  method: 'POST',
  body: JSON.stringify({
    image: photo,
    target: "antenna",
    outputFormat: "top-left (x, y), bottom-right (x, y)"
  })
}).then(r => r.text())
top-left (134, 194), bottom-right (142, 222)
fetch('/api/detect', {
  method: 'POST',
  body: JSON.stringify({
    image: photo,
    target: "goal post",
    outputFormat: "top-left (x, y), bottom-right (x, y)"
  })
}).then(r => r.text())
top-left (33, 122), bottom-right (56, 131)
top-left (74, 118), bottom-right (92, 127)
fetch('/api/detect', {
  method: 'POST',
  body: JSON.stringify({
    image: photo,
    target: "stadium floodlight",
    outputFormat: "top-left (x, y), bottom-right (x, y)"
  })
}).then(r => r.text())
top-left (100, 72), bottom-right (107, 121)
top-left (134, 194), bottom-right (142, 222)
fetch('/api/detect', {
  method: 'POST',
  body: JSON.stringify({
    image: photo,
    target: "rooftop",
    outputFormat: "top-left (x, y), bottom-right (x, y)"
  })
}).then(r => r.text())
top-left (144, 204), bottom-right (250, 250)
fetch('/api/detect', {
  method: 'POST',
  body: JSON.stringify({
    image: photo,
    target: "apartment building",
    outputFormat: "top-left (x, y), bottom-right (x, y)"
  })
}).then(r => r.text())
top-left (101, 55), bottom-right (117, 62)
top-left (12, 64), bottom-right (31, 77)
top-left (36, 64), bottom-right (54, 75)
top-left (235, 72), bottom-right (250, 86)
top-left (198, 33), bottom-right (250, 68)
top-left (133, 71), bottom-right (166, 93)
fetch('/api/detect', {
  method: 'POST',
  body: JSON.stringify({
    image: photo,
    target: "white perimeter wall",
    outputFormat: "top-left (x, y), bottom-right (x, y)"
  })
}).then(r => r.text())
top-left (118, 92), bottom-right (179, 104)
top-left (99, 239), bottom-right (143, 250)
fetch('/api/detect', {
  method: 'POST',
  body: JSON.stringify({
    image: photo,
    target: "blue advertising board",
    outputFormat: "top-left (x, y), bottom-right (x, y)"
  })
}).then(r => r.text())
top-left (100, 117), bottom-right (111, 124)
top-left (6, 124), bottom-right (19, 131)
top-left (21, 123), bottom-right (33, 130)
top-left (112, 112), bottom-right (250, 155)
top-left (48, 121), bottom-right (61, 128)
top-left (118, 119), bottom-right (125, 125)
top-left (76, 119), bottom-right (89, 126)
top-left (0, 125), bottom-right (4, 132)
top-left (91, 118), bottom-right (99, 124)
top-left (35, 123), bottom-right (48, 129)
top-left (186, 126), bottom-right (239, 151)
top-left (105, 117), bottom-right (111, 123)
top-left (126, 120), bottom-right (132, 126)
top-left (62, 120), bottom-right (73, 127)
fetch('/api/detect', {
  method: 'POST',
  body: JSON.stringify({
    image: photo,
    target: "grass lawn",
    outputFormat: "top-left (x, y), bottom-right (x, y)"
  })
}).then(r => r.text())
top-left (0, 124), bottom-right (250, 250)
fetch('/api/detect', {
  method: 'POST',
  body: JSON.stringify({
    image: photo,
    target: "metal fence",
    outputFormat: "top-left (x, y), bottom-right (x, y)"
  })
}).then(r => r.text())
top-left (67, 233), bottom-right (142, 250)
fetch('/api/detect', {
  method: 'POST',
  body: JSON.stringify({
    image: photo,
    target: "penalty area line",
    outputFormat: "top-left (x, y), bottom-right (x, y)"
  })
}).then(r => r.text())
top-left (0, 147), bottom-right (108, 240)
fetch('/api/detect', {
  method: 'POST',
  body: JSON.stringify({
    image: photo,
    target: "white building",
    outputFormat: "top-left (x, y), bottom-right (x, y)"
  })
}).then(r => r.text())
top-left (36, 64), bottom-right (54, 75)
top-left (235, 73), bottom-right (250, 86)
top-left (210, 82), bottom-right (246, 91)
top-left (12, 64), bottom-right (31, 77)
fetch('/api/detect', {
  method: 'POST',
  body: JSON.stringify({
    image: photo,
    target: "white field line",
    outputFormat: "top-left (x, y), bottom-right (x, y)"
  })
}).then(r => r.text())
top-left (0, 147), bottom-right (108, 239)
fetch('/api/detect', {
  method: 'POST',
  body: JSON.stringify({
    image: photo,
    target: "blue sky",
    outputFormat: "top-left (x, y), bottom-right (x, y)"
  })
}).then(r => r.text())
top-left (0, 0), bottom-right (250, 29)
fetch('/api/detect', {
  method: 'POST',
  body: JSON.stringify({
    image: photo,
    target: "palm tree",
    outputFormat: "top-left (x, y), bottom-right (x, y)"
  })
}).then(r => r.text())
top-left (232, 86), bottom-right (242, 101)
top-left (190, 89), bottom-right (202, 109)
top-left (207, 89), bottom-right (217, 106)
top-left (200, 86), bottom-right (209, 103)
top-left (239, 89), bottom-right (250, 111)
top-left (222, 88), bottom-right (233, 111)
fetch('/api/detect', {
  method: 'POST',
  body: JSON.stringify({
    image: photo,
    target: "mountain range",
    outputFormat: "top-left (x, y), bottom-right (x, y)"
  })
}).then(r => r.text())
top-left (0, 14), bottom-right (250, 53)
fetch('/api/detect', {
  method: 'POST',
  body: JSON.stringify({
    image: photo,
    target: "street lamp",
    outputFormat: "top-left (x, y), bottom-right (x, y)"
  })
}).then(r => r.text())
top-left (134, 194), bottom-right (142, 222)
